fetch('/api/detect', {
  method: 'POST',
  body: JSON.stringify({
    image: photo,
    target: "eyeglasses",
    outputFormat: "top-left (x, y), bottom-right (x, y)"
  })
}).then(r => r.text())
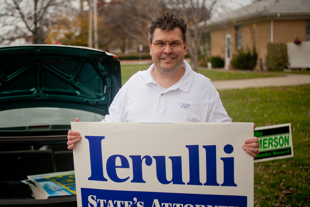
top-left (152, 41), bottom-right (183, 49)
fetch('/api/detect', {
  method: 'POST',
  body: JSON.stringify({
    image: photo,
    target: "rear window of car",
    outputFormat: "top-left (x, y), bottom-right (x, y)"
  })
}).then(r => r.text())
top-left (0, 107), bottom-right (104, 131)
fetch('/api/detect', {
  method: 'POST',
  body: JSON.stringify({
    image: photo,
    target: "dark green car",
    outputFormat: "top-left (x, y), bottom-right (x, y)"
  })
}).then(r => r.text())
top-left (0, 45), bottom-right (121, 206)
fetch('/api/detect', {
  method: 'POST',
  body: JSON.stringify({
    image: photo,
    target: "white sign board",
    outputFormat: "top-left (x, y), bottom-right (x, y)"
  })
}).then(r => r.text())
top-left (287, 42), bottom-right (310, 68)
top-left (72, 122), bottom-right (254, 207)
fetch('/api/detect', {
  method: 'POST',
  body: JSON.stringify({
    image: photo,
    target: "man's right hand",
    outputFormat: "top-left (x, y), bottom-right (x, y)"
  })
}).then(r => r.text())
top-left (67, 118), bottom-right (81, 150)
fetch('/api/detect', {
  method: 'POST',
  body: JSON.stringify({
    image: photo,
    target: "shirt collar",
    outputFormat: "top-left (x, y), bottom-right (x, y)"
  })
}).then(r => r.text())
top-left (145, 60), bottom-right (194, 93)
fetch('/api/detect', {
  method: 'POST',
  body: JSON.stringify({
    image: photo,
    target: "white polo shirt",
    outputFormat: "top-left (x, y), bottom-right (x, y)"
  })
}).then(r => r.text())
top-left (103, 60), bottom-right (231, 123)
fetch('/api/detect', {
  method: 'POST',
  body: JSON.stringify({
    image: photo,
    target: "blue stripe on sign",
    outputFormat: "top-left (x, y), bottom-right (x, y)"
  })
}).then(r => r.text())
top-left (81, 188), bottom-right (247, 207)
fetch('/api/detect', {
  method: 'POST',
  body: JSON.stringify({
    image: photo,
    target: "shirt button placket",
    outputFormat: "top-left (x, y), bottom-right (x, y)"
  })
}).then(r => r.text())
top-left (157, 93), bottom-right (165, 112)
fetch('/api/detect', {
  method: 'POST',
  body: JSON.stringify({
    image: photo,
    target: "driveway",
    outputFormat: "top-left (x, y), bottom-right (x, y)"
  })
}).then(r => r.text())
top-left (212, 74), bottom-right (310, 90)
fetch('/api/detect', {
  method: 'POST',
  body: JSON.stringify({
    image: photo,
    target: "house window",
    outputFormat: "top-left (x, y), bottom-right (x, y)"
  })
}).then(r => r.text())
top-left (306, 20), bottom-right (310, 41)
top-left (235, 26), bottom-right (242, 50)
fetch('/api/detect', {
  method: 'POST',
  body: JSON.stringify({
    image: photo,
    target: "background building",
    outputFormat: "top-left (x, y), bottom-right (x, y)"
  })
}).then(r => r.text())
top-left (205, 0), bottom-right (310, 70)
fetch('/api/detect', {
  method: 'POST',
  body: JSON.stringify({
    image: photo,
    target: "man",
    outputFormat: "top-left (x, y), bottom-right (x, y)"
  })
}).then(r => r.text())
top-left (67, 13), bottom-right (259, 158)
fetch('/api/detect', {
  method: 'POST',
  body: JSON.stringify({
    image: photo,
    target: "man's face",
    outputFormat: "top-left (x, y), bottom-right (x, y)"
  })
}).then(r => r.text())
top-left (149, 28), bottom-right (187, 75)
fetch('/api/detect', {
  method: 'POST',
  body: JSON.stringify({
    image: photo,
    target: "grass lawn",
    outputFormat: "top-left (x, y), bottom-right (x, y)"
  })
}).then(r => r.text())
top-left (120, 64), bottom-right (282, 84)
top-left (278, 70), bottom-right (310, 75)
top-left (121, 63), bottom-right (310, 206)
top-left (198, 68), bottom-right (282, 80)
top-left (219, 85), bottom-right (310, 206)
top-left (121, 64), bottom-right (152, 85)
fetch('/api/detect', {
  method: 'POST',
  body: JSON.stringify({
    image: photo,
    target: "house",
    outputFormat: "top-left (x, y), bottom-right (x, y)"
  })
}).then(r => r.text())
top-left (205, 0), bottom-right (310, 70)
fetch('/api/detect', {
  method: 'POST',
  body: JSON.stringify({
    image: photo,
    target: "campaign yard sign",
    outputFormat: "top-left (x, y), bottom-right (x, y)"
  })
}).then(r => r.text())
top-left (72, 122), bottom-right (254, 207)
top-left (254, 123), bottom-right (293, 163)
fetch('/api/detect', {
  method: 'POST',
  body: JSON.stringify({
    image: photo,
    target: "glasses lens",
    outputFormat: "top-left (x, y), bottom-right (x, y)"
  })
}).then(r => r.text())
top-left (153, 41), bottom-right (182, 49)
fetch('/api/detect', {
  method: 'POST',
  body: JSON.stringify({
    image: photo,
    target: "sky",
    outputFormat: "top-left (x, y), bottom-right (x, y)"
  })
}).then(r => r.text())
top-left (227, 0), bottom-right (253, 9)
top-left (217, 0), bottom-right (253, 12)
top-left (211, 0), bottom-right (253, 18)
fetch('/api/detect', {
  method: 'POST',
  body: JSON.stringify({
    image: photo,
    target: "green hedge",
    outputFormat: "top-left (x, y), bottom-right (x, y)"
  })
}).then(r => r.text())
top-left (266, 43), bottom-right (288, 71)
top-left (210, 56), bottom-right (225, 68)
top-left (231, 47), bottom-right (258, 70)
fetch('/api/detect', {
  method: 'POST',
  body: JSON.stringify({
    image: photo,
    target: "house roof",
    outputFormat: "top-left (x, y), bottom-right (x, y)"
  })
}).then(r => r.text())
top-left (205, 0), bottom-right (310, 30)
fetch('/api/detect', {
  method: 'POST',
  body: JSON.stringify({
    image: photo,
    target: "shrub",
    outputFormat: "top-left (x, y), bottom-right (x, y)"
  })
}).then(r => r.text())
top-left (266, 43), bottom-right (288, 71)
top-left (231, 47), bottom-right (258, 70)
top-left (209, 56), bottom-right (225, 68)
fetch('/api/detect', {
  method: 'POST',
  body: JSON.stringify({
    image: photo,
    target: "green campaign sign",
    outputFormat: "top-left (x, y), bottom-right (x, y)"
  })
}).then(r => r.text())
top-left (254, 123), bottom-right (293, 162)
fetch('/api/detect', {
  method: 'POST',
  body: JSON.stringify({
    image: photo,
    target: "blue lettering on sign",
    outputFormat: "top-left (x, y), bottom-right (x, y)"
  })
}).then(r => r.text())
top-left (85, 136), bottom-right (237, 187)
top-left (82, 188), bottom-right (247, 207)
top-left (85, 136), bottom-right (107, 181)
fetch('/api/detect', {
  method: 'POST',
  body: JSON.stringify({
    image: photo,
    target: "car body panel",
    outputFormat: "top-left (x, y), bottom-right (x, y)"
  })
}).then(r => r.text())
top-left (0, 45), bottom-right (121, 115)
top-left (0, 45), bottom-right (121, 206)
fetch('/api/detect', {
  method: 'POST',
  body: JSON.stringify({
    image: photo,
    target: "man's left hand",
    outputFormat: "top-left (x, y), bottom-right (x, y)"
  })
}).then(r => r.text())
top-left (243, 137), bottom-right (260, 158)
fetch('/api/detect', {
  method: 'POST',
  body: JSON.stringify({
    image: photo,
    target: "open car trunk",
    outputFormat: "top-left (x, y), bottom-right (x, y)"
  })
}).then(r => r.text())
top-left (0, 45), bottom-right (121, 206)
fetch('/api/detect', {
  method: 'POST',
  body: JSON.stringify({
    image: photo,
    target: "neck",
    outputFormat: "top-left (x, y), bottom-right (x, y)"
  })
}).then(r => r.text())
top-left (153, 67), bottom-right (185, 88)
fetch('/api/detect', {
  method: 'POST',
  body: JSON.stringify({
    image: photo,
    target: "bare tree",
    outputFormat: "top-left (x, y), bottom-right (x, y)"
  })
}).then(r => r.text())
top-left (161, 0), bottom-right (219, 72)
top-left (0, 0), bottom-right (74, 45)
top-left (100, 0), bottom-right (220, 71)
top-left (101, 0), bottom-right (167, 52)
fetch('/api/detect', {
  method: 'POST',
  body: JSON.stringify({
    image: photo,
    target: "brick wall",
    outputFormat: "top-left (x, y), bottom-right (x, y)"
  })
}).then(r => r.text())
top-left (210, 28), bottom-right (231, 59)
top-left (274, 20), bottom-right (306, 43)
top-left (209, 19), bottom-right (307, 70)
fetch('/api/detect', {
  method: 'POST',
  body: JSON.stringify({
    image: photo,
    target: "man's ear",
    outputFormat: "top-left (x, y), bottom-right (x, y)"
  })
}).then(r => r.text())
top-left (184, 41), bottom-right (188, 55)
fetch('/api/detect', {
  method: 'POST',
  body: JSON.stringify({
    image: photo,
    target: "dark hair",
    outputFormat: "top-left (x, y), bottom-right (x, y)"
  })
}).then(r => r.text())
top-left (148, 13), bottom-right (187, 43)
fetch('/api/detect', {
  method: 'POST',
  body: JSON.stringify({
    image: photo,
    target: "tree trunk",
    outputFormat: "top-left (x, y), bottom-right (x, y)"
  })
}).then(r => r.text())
top-left (190, 51), bottom-right (199, 72)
